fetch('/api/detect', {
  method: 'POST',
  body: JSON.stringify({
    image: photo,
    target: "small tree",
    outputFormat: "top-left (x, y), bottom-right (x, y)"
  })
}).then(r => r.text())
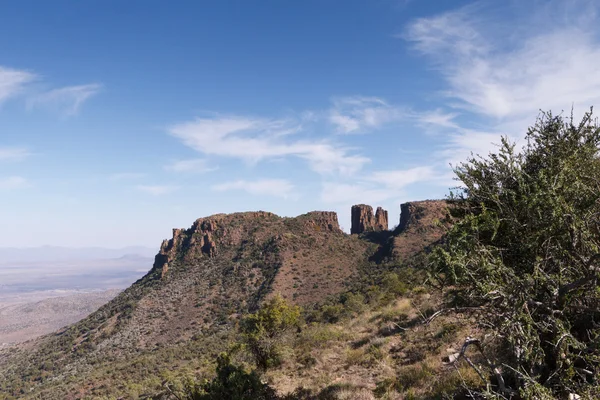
top-left (431, 110), bottom-right (600, 398)
top-left (240, 294), bottom-right (301, 371)
top-left (183, 353), bottom-right (278, 400)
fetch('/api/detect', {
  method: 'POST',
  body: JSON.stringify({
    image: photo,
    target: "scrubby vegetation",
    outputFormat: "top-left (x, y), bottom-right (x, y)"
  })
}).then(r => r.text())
top-left (431, 110), bottom-right (600, 398)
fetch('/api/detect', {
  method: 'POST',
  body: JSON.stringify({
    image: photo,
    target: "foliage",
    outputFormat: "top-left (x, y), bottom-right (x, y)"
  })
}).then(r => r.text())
top-left (240, 294), bottom-right (302, 371)
top-left (430, 110), bottom-right (600, 398)
top-left (183, 353), bottom-right (279, 400)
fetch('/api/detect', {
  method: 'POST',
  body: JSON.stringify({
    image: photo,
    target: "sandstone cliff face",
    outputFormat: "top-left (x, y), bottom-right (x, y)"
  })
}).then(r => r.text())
top-left (351, 204), bottom-right (373, 234)
top-left (390, 200), bottom-right (450, 260)
top-left (375, 207), bottom-right (388, 231)
top-left (299, 211), bottom-right (341, 232)
top-left (153, 210), bottom-right (343, 280)
top-left (351, 204), bottom-right (389, 234)
top-left (153, 212), bottom-right (275, 279)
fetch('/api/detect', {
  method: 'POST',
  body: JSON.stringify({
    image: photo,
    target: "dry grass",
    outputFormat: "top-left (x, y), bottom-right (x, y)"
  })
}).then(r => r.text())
top-left (267, 290), bottom-right (481, 400)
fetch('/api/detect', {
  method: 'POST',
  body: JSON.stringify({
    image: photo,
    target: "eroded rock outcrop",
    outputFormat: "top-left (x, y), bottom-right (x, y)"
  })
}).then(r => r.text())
top-left (351, 204), bottom-right (389, 234)
top-left (390, 200), bottom-right (450, 260)
top-left (153, 210), bottom-right (344, 279)
top-left (375, 207), bottom-right (388, 231)
top-left (351, 204), bottom-right (373, 234)
top-left (301, 211), bottom-right (342, 232)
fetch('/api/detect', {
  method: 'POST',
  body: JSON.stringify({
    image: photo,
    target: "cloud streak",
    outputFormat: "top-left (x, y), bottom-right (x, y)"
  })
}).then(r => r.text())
top-left (28, 84), bottom-right (102, 116)
top-left (136, 185), bottom-right (178, 195)
top-left (0, 147), bottom-right (31, 162)
top-left (212, 179), bottom-right (296, 199)
top-left (164, 158), bottom-right (216, 173)
top-left (329, 96), bottom-right (408, 134)
top-left (0, 67), bottom-right (36, 104)
top-left (401, 0), bottom-right (600, 175)
top-left (0, 176), bottom-right (29, 190)
top-left (169, 115), bottom-right (369, 175)
top-left (405, 1), bottom-right (600, 121)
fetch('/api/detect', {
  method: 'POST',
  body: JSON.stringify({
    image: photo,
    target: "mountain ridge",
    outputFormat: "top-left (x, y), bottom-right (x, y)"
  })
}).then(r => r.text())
top-left (0, 200), bottom-right (450, 399)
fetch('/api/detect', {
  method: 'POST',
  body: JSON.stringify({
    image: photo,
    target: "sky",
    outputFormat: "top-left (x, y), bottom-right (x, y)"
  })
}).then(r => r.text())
top-left (2, 0), bottom-right (600, 248)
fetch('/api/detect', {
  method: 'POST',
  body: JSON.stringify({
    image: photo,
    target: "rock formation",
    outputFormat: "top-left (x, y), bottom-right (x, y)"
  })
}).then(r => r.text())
top-left (351, 204), bottom-right (373, 234)
top-left (301, 211), bottom-right (341, 232)
top-left (396, 200), bottom-right (447, 234)
top-left (154, 210), bottom-right (343, 279)
top-left (375, 207), bottom-right (388, 231)
top-left (351, 204), bottom-right (388, 234)
top-left (390, 200), bottom-right (450, 260)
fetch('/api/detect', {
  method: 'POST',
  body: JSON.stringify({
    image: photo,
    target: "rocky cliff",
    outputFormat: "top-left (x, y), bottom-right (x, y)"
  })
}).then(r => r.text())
top-left (0, 203), bottom-right (451, 399)
top-left (375, 207), bottom-right (388, 231)
top-left (390, 200), bottom-right (450, 260)
top-left (351, 204), bottom-right (389, 234)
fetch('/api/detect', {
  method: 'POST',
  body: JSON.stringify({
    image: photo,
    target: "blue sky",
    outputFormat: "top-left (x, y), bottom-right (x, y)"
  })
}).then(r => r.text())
top-left (2, 0), bottom-right (600, 248)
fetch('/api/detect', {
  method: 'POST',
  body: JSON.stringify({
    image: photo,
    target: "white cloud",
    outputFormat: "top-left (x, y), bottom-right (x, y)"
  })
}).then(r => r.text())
top-left (0, 66), bottom-right (36, 104)
top-left (320, 182), bottom-right (395, 205)
top-left (136, 185), bottom-right (178, 195)
top-left (368, 166), bottom-right (437, 189)
top-left (168, 115), bottom-right (369, 175)
top-left (212, 179), bottom-right (296, 199)
top-left (0, 147), bottom-right (31, 162)
top-left (28, 83), bottom-right (102, 116)
top-left (402, 0), bottom-right (600, 176)
top-left (415, 109), bottom-right (460, 129)
top-left (405, 1), bottom-right (600, 121)
top-left (329, 96), bottom-right (408, 134)
top-left (321, 166), bottom-right (441, 205)
top-left (164, 158), bottom-right (216, 173)
top-left (437, 129), bottom-right (514, 168)
top-left (0, 176), bottom-right (29, 190)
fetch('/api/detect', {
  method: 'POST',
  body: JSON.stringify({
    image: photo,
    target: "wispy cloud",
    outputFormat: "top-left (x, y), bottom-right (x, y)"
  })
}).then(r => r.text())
top-left (414, 109), bottom-right (460, 129)
top-left (0, 66), bottom-right (36, 104)
top-left (405, 1), bottom-right (600, 121)
top-left (0, 147), bottom-right (31, 162)
top-left (169, 115), bottom-right (369, 175)
top-left (321, 166), bottom-right (441, 204)
top-left (0, 176), bottom-right (29, 190)
top-left (28, 83), bottom-right (102, 116)
top-left (109, 172), bottom-right (147, 181)
top-left (320, 182), bottom-right (394, 205)
top-left (437, 129), bottom-right (513, 168)
top-left (329, 96), bottom-right (408, 134)
top-left (136, 185), bottom-right (178, 195)
top-left (164, 158), bottom-right (216, 173)
top-left (401, 0), bottom-right (600, 172)
top-left (212, 179), bottom-right (296, 199)
top-left (368, 166), bottom-right (437, 189)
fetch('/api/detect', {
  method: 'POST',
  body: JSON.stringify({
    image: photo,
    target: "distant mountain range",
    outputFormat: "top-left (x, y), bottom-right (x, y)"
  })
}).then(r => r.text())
top-left (0, 246), bottom-right (157, 264)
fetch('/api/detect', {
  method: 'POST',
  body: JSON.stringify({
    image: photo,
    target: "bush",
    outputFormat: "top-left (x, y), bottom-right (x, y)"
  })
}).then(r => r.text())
top-left (184, 353), bottom-right (278, 400)
top-left (240, 294), bottom-right (301, 371)
top-left (431, 110), bottom-right (600, 398)
top-left (381, 273), bottom-right (408, 297)
top-left (340, 292), bottom-right (366, 315)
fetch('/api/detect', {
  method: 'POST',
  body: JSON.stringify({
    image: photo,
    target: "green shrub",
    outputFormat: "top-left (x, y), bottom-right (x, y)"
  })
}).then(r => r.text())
top-left (340, 292), bottom-right (366, 315)
top-left (184, 353), bottom-right (278, 400)
top-left (431, 110), bottom-right (600, 397)
top-left (240, 295), bottom-right (301, 371)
